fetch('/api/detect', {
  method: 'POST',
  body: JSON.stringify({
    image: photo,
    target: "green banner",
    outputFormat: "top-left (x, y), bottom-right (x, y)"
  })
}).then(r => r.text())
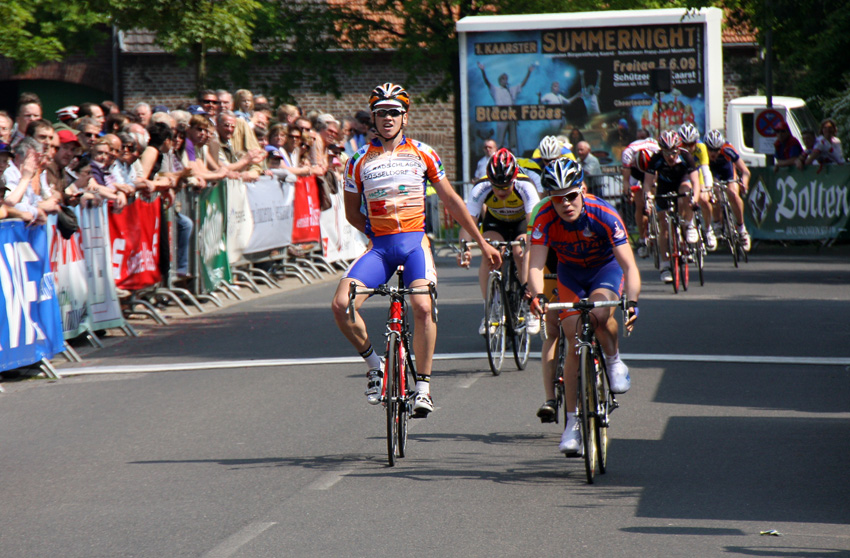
top-left (745, 165), bottom-right (850, 241)
top-left (198, 183), bottom-right (232, 292)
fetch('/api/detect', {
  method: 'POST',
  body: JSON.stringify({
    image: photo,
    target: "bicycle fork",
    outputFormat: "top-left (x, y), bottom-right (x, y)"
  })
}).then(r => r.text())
top-left (383, 299), bottom-right (408, 409)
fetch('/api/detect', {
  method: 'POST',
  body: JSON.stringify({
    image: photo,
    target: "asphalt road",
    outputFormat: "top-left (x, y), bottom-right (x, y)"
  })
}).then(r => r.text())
top-left (1, 244), bottom-right (849, 558)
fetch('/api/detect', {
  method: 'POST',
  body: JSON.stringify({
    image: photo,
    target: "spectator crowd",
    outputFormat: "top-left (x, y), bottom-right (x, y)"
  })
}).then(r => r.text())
top-left (0, 90), bottom-right (381, 272)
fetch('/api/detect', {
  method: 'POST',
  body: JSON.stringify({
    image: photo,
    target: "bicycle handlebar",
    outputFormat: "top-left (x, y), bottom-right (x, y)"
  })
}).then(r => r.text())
top-left (541, 296), bottom-right (632, 339)
top-left (347, 281), bottom-right (438, 324)
top-left (460, 238), bottom-right (525, 252)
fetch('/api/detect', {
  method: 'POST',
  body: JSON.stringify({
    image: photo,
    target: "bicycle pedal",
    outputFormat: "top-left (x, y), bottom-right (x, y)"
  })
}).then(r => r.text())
top-left (410, 409), bottom-right (430, 419)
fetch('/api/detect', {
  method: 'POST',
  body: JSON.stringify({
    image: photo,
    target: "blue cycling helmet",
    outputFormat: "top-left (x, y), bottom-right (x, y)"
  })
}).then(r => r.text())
top-left (542, 158), bottom-right (584, 192)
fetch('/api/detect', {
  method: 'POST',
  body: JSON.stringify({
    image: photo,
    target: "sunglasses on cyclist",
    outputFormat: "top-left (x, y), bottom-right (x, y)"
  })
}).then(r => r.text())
top-left (373, 109), bottom-right (405, 118)
top-left (551, 191), bottom-right (581, 203)
top-left (662, 149), bottom-right (678, 157)
top-left (490, 180), bottom-right (513, 190)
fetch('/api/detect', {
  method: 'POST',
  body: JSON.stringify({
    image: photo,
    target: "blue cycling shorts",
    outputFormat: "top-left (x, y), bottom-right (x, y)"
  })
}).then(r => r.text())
top-left (345, 231), bottom-right (437, 288)
top-left (556, 258), bottom-right (623, 319)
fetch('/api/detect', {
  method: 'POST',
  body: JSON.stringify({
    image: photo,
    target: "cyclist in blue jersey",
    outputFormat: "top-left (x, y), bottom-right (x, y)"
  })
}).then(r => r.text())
top-left (528, 159), bottom-right (640, 455)
top-left (704, 129), bottom-right (752, 251)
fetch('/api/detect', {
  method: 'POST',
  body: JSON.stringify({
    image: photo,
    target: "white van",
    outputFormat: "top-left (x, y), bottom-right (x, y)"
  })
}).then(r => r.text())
top-left (725, 96), bottom-right (819, 167)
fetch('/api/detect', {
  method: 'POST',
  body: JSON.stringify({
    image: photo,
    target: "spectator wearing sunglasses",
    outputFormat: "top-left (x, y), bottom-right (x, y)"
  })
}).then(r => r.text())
top-left (527, 158), bottom-right (640, 454)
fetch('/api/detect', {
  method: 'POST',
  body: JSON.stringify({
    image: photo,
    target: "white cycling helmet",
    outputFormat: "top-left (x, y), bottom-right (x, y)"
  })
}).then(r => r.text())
top-left (679, 123), bottom-right (700, 144)
top-left (705, 129), bottom-right (725, 150)
top-left (538, 135), bottom-right (561, 160)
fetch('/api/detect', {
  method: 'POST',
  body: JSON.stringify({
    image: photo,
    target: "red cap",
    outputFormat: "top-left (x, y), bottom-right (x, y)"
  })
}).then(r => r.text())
top-left (57, 130), bottom-right (81, 145)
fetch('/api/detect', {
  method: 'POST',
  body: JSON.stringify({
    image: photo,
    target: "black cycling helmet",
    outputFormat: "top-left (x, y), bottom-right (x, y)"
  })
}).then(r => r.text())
top-left (486, 148), bottom-right (518, 188)
top-left (542, 158), bottom-right (584, 192)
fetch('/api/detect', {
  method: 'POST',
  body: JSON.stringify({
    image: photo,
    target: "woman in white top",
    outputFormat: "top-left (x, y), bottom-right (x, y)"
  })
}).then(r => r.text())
top-left (806, 118), bottom-right (844, 166)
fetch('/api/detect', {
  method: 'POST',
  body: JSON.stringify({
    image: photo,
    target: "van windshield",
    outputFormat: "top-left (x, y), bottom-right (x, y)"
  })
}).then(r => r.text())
top-left (791, 105), bottom-right (819, 135)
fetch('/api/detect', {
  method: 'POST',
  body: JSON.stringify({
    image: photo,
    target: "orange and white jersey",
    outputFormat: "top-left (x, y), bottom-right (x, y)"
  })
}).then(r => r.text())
top-left (344, 137), bottom-right (445, 237)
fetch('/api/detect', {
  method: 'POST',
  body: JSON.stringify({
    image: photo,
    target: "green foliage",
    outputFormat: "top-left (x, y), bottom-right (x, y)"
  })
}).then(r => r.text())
top-left (0, 0), bottom-right (109, 72)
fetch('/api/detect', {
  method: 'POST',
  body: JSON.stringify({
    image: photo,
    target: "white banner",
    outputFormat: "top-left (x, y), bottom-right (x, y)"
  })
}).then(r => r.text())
top-left (79, 204), bottom-right (125, 330)
top-left (320, 187), bottom-right (368, 262)
top-left (244, 176), bottom-right (294, 255)
top-left (47, 217), bottom-right (91, 339)
top-left (226, 178), bottom-right (254, 265)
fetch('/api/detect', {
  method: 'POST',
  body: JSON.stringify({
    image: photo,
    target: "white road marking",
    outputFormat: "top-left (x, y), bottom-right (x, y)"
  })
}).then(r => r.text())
top-left (60, 352), bottom-right (850, 376)
top-left (307, 468), bottom-right (354, 490)
top-left (202, 522), bottom-right (276, 558)
top-left (457, 373), bottom-right (485, 389)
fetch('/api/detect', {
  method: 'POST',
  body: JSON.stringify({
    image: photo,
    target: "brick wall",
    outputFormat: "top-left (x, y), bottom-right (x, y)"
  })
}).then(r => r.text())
top-left (120, 54), bottom-right (460, 178)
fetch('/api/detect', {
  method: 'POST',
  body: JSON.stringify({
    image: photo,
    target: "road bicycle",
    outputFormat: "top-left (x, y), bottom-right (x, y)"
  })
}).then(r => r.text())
top-left (712, 180), bottom-right (749, 268)
top-left (463, 239), bottom-right (531, 375)
top-left (348, 268), bottom-right (437, 467)
top-left (547, 297), bottom-right (629, 484)
top-left (654, 191), bottom-right (692, 294)
top-left (645, 195), bottom-right (662, 271)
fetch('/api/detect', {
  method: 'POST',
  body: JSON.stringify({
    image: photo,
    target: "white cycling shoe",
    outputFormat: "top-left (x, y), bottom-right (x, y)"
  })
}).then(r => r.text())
top-left (705, 227), bottom-right (718, 251)
top-left (606, 359), bottom-right (631, 394)
top-left (559, 414), bottom-right (582, 455)
top-left (686, 224), bottom-right (699, 244)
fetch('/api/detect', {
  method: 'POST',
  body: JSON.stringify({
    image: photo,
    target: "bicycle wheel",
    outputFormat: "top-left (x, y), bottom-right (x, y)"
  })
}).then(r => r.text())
top-left (398, 337), bottom-right (416, 458)
top-left (555, 329), bottom-right (566, 425)
top-left (485, 273), bottom-right (505, 375)
top-left (578, 346), bottom-right (598, 484)
top-left (593, 340), bottom-right (610, 475)
top-left (648, 209), bottom-right (661, 270)
top-left (679, 225), bottom-right (689, 292)
top-left (667, 216), bottom-right (680, 294)
top-left (385, 335), bottom-right (399, 466)
top-left (696, 234), bottom-right (705, 286)
top-left (721, 203), bottom-right (738, 268)
top-left (512, 296), bottom-right (530, 370)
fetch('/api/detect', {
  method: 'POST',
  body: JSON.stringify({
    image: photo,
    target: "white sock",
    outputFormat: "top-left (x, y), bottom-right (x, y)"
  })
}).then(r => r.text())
top-left (360, 346), bottom-right (381, 370)
top-left (605, 352), bottom-right (620, 365)
top-left (415, 380), bottom-right (430, 395)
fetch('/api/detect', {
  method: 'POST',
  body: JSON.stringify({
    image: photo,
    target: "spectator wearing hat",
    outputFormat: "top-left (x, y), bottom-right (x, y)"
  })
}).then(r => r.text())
top-left (773, 120), bottom-right (803, 169)
top-left (55, 106), bottom-right (79, 132)
top-left (45, 129), bottom-right (81, 197)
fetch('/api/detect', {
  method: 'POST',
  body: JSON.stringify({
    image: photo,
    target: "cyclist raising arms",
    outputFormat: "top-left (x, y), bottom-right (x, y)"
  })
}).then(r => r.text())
top-left (331, 83), bottom-right (501, 416)
top-left (704, 129), bottom-right (752, 252)
top-left (678, 123), bottom-right (717, 251)
top-left (458, 148), bottom-right (540, 335)
top-left (642, 130), bottom-right (701, 283)
top-left (527, 159), bottom-right (640, 454)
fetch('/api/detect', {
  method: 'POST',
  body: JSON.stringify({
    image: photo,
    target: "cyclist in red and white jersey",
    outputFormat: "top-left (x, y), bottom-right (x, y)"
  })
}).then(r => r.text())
top-left (620, 132), bottom-right (659, 257)
top-left (331, 83), bottom-right (501, 416)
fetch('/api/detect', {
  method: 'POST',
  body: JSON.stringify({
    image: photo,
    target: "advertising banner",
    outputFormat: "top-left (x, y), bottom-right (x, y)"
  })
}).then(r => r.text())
top-left (746, 166), bottom-right (850, 241)
top-left (197, 182), bottom-right (232, 292)
top-left (225, 178), bottom-right (254, 265)
top-left (459, 10), bottom-right (721, 177)
top-left (320, 187), bottom-right (368, 262)
top-left (1, 221), bottom-right (65, 372)
top-left (291, 176), bottom-right (322, 244)
top-left (244, 176), bottom-right (294, 255)
top-left (47, 217), bottom-right (91, 339)
top-left (79, 205), bottom-right (125, 330)
top-left (109, 198), bottom-right (162, 290)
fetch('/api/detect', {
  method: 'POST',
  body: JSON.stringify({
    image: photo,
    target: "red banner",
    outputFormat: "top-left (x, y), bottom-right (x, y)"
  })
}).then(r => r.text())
top-left (109, 198), bottom-right (162, 290)
top-left (291, 176), bottom-right (322, 244)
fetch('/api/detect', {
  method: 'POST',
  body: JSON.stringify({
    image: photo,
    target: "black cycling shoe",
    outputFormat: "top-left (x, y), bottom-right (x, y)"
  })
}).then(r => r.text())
top-left (537, 400), bottom-right (557, 423)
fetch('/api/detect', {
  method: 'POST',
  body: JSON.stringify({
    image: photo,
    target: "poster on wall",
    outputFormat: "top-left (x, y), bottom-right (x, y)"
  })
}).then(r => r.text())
top-left (459, 10), bottom-right (721, 178)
